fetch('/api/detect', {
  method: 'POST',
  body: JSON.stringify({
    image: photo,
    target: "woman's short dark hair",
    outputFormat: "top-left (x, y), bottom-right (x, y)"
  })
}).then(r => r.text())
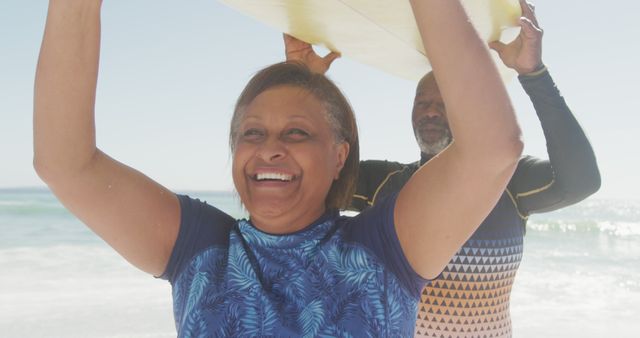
top-left (230, 62), bottom-right (359, 210)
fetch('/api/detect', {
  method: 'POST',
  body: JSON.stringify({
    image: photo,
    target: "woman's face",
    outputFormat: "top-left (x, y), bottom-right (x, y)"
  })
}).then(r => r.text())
top-left (232, 85), bottom-right (349, 234)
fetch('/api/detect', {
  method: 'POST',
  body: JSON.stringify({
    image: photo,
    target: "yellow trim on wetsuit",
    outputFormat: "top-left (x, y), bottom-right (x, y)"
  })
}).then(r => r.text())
top-left (370, 169), bottom-right (404, 205)
top-left (520, 64), bottom-right (548, 78)
top-left (352, 194), bottom-right (368, 201)
top-left (508, 177), bottom-right (556, 220)
top-left (516, 178), bottom-right (555, 198)
top-left (506, 188), bottom-right (528, 221)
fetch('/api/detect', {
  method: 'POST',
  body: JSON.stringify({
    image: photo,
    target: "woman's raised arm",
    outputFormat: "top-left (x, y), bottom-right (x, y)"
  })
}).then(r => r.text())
top-left (395, 0), bottom-right (524, 279)
top-left (33, 0), bottom-right (179, 276)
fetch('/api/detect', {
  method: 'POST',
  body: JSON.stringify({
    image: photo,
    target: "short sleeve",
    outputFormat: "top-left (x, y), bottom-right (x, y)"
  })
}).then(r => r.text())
top-left (345, 193), bottom-right (428, 297)
top-left (159, 194), bottom-right (236, 283)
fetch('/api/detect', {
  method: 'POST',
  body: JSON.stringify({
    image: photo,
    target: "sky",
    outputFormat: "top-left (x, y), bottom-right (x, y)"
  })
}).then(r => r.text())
top-left (1, 0), bottom-right (639, 199)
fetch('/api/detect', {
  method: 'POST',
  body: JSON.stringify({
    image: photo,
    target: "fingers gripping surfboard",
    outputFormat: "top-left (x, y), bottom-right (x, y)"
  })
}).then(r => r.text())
top-left (218, 0), bottom-right (522, 81)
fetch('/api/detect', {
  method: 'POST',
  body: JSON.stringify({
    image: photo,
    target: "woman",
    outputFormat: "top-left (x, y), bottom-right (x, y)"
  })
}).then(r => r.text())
top-left (34, 0), bottom-right (522, 336)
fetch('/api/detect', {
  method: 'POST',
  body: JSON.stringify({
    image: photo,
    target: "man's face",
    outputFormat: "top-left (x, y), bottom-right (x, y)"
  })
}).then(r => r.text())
top-left (411, 75), bottom-right (452, 156)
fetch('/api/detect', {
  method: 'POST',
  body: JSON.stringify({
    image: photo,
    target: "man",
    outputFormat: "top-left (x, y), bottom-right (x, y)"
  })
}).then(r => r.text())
top-left (285, 1), bottom-right (600, 336)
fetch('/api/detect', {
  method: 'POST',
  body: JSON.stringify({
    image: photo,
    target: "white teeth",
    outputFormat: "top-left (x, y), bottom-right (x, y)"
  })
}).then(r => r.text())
top-left (256, 172), bottom-right (293, 181)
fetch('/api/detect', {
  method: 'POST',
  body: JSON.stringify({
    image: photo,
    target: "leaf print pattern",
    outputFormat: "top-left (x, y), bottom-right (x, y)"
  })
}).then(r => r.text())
top-left (171, 216), bottom-right (419, 337)
top-left (299, 299), bottom-right (325, 338)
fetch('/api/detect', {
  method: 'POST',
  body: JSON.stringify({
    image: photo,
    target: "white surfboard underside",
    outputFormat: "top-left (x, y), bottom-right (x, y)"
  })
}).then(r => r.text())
top-left (219, 0), bottom-right (522, 81)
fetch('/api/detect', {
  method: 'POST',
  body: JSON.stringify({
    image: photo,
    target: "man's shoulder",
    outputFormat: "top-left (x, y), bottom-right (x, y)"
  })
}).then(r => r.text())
top-left (360, 159), bottom-right (418, 173)
top-left (514, 155), bottom-right (544, 173)
top-left (357, 159), bottom-right (419, 196)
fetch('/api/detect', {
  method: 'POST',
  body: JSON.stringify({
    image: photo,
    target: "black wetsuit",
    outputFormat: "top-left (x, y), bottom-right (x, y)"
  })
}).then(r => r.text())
top-left (349, 69), bottom-right (600, 338)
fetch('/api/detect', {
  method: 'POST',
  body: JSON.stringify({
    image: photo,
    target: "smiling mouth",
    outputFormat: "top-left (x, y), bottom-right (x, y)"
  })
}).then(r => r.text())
top-left (253, 172), bottom-right (295, 182)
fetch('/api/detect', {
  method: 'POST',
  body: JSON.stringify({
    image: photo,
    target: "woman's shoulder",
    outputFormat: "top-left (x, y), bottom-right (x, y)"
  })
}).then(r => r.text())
top-left (176, 194), bottom-right (237, 227)
top-left (161, 194), bottom-right (237, 282)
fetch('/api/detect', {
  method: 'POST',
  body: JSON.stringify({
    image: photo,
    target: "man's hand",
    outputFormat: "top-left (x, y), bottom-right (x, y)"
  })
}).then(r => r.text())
top-left (489, 0), bottom-right (543, 75)
top-left (284, 34), bottom-right (340, 74)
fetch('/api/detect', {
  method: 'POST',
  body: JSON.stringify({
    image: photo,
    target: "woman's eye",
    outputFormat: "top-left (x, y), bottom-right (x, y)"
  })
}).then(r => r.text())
top-left (241, 128), bottom-right (264, 140)
top-left (285, 128), bottom-right (309, 140)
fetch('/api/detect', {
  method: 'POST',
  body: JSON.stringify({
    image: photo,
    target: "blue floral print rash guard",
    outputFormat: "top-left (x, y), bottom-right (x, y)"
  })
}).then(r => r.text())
top-left (160, 193), bottom-right (427, 337)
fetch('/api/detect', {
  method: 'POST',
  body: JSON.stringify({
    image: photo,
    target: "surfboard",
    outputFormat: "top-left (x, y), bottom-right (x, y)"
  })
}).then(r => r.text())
top-left (218, 0), bottom-right (522, 81)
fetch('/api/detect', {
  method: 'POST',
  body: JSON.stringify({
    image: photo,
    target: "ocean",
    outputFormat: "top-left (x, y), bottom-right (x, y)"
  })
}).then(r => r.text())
top-left (1, 188), bottom-right (638, 337)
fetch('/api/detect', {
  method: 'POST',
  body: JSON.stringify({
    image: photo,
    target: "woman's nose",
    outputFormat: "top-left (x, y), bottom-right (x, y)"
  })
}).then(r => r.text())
top-left (257, 137), bottom-right (287, 162)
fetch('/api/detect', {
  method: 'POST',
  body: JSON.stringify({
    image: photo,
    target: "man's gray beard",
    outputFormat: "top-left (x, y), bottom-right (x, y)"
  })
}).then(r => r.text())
top-left (414, 129), bottom-right (452, 156)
